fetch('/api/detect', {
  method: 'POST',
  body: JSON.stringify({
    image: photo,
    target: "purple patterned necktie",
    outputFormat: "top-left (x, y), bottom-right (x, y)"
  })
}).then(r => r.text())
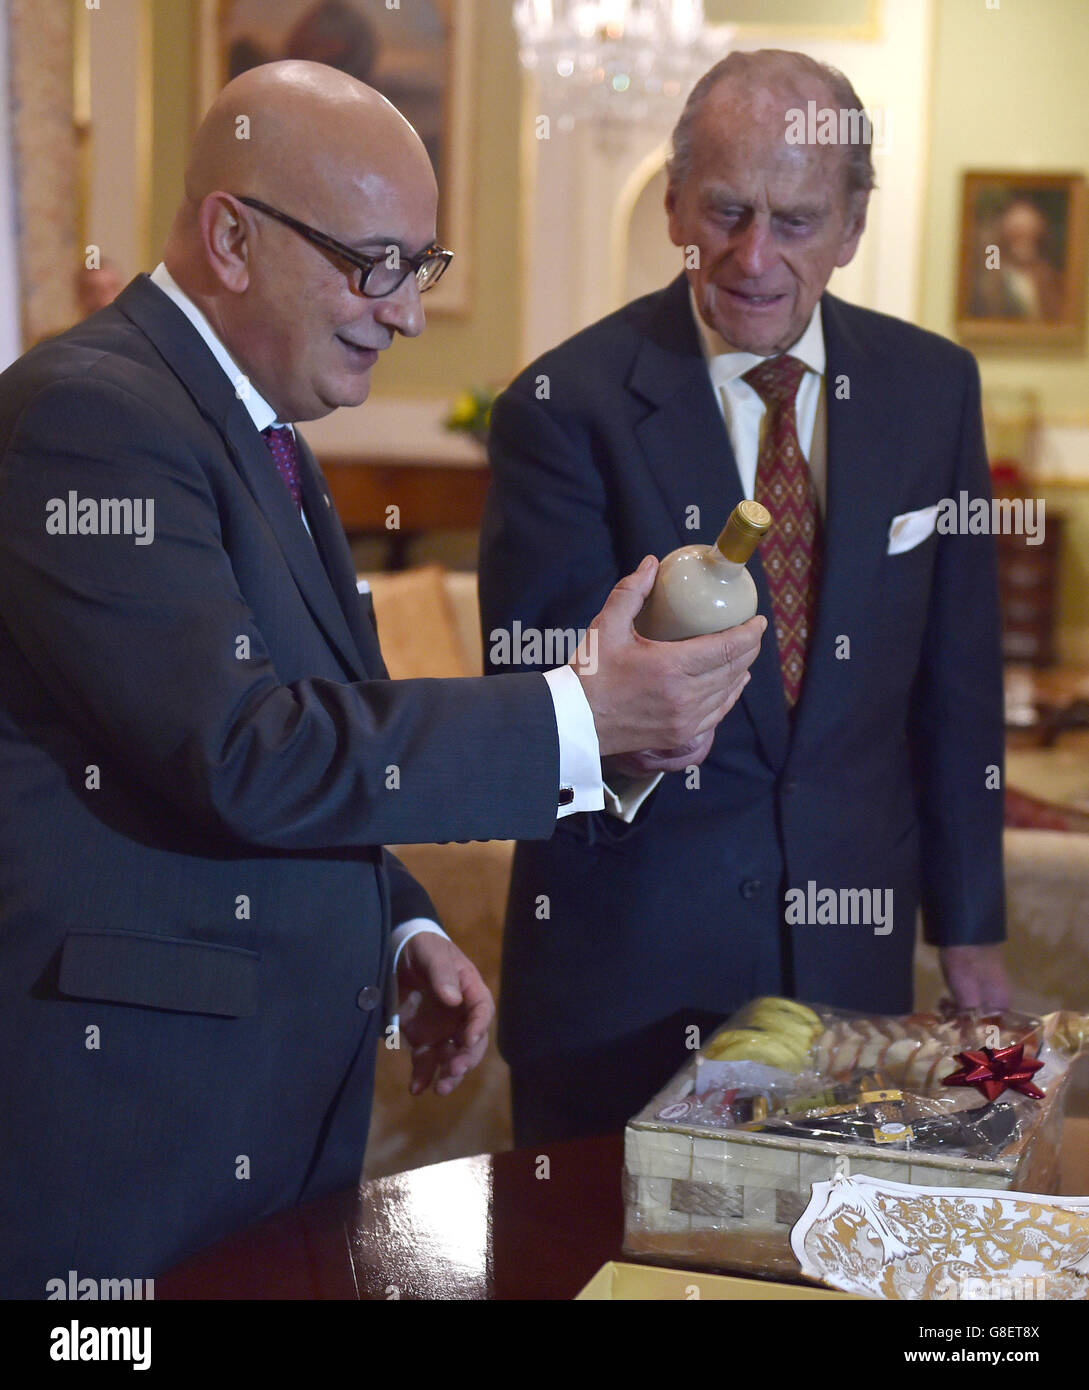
top-left (261, 425), bottom-right (303, 513)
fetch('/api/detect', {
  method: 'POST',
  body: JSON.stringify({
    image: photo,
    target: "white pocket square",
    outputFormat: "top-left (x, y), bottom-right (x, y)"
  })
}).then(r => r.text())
top-left (887, 504), bottom-right (940, 555)
top-left (355, 577), bottom-right (371, 595)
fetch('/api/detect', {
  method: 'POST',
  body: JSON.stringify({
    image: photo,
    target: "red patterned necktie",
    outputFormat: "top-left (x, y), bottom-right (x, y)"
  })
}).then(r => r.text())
top-left (741, 354), bottom-right (822, 708)
top-left (261, 425), bottom-right (303, 513)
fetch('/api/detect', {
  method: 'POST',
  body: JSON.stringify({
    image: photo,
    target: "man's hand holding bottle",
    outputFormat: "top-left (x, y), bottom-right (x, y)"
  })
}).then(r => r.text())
top-left (574, 554), bottom-right (766, 769)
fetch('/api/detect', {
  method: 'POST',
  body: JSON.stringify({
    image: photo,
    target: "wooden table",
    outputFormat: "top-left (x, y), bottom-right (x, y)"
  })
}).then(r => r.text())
top-left (156, 1120), bottom-right (1089, 1300)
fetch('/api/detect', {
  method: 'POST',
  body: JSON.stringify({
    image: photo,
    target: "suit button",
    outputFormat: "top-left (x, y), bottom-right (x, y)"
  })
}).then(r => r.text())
top-left (740, 879), bottom-right (763, 900)
top-left (356, 985), bottom-right (382, 1011)
top-left (782, 779), bottom-right (798, 795)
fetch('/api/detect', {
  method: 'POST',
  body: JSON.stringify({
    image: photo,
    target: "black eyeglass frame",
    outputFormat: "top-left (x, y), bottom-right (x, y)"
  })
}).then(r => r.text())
top-left (235, 195), bottom-right (453, 297)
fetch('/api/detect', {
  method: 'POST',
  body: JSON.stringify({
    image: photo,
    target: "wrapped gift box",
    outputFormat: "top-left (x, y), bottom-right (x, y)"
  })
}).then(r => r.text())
top-left (623, 1005), bottom-right (1077, 1281)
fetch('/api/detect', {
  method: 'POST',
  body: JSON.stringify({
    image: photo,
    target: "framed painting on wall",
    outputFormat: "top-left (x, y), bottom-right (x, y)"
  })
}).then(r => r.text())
top-left (198, 0), bottom-right (474, 314)
top-left (956, 171), bottom-right (1087, 347)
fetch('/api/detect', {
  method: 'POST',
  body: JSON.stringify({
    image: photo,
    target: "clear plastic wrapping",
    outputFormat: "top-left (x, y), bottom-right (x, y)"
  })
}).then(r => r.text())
top-left (622, 999), bottom-right (1087, 1281)
top-left (652, 1001), bottom-right (1062, 1162)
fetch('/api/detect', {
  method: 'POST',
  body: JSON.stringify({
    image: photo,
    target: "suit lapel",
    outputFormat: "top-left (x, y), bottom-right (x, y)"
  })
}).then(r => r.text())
top-left (294, 432), bottom-right (386, 676)
top-left (115, 276), bottom-right (372, 682)
top-left (629, 276), bottom-right (790, 771)
top-left (225, 409), bottom-right (373, 681)
top-left (788, 294), bottom-right (901, 755)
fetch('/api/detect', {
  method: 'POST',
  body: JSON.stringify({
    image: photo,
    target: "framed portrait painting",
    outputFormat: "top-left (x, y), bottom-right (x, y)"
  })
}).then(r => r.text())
top-left (956, 171), bottom-right (1087, 347)
top-left (198, 0), bottom-right (474, 314)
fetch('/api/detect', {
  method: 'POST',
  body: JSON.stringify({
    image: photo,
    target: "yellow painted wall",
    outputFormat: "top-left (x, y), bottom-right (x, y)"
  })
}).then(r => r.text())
top-left (706, 0), bottom-right (877, 35)
top-left (919, 0), bottom-right (1089, 423)
top-left (150, 0), bottom-right (194, 266)
top-left (918, 0), bottom-right (1089, 655)
top-left (368, 0), bottom-right (522, 402)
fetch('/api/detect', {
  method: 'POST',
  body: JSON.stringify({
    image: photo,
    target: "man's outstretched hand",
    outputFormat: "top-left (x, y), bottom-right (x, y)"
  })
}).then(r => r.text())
top-left (938, 943), bottom-right (1011, 1012)
top-left (397, 933), bottom-right (494, 1097)
top-left (575, 556), bottom-right (765, 757)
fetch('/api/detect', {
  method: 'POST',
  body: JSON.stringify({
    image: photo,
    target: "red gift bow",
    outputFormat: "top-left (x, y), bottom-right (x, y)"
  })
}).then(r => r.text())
top-left (942, 1043), bottom-right (1045, 1101)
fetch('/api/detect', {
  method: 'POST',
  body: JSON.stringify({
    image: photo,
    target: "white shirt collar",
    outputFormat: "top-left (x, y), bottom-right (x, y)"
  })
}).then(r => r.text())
top-left (689, 284), bottom-right (825, 389)
top-left (149, 262), bottom-right (284, 434)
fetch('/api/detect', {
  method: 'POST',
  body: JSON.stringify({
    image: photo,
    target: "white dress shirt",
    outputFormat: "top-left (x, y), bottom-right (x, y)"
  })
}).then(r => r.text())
top-left (693, 287), bottom-right (827, 513)
top-left (603, 290), bottom-right (827, 822)
top-left (149, 264), bottom-right (605, 978)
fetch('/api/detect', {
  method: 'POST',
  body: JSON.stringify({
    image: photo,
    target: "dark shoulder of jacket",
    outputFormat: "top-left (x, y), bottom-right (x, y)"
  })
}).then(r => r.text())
top-left (822, 292), bottom-right (978, 384)
top-left (0, 304), bottom-right (198, 445)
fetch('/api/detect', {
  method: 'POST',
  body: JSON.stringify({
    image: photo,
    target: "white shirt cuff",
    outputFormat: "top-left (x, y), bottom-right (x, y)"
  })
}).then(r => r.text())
top-left (602, 771), bottom-right (663, 823)
top-left (543, 666), bottom-right (605, 817)
top-left (390, 917), bottom-right (449, 974)
top-left (388, 918), bottom-right (450, 1034)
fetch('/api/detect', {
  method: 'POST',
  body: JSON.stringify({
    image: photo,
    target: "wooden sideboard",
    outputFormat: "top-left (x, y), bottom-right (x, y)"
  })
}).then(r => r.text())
top-left (997, 516), bottom-right (1064, 666)
top-left (320, 454), bottom-right (491, 568)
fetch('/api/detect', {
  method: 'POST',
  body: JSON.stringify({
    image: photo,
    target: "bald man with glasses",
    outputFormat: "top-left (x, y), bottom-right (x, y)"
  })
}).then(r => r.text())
top-left (234, 194), bottom-right (453, 296)
top-left (0, 61), bottom-right (761, 1295)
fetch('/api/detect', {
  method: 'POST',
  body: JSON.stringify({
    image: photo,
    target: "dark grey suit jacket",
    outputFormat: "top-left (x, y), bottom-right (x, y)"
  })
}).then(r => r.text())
top-left (0, 276), bottom-right (558, 1296)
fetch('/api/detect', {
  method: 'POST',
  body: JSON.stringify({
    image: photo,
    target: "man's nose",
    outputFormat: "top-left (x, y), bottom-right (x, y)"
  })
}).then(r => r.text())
top-left (731, 215), bottom-right (776, 278)
top-left (374, 273), bottom-right (425, 338)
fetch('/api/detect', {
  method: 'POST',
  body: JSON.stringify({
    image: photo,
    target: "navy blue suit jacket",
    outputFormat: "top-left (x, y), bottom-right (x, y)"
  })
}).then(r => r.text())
top-left (480, 276), bottom-right (1005, 1067)
top-left (0, 276), bottom-right (559, 1296)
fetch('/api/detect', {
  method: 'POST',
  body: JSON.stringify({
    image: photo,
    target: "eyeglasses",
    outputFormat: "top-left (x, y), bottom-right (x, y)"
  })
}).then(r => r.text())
top-left (236, 196), bottom-right (453, 298)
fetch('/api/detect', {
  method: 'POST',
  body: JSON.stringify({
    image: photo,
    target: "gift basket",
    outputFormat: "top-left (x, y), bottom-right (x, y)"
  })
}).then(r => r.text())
top-left (623, 996), bottom-right (1089, 1286)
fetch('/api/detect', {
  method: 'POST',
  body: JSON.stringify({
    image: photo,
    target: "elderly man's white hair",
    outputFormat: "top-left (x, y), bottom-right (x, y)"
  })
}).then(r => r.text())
top-left (667, 49), bottom-right (877, 201)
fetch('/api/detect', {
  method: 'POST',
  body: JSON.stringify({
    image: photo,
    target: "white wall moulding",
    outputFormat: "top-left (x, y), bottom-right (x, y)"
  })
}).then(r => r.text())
top-left (0, 1), bottom-right (22, 367)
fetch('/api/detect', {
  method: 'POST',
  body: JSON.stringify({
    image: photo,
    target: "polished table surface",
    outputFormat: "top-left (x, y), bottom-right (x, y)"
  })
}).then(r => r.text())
top-left (158, 1134), bottom-right (625, 1300)
top-left (157, 1117), bottom-right (1089, 1300)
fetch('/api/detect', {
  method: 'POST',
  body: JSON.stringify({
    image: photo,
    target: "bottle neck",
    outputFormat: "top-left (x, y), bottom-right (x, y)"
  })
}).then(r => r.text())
top-left (705, 545), bottom-right (744, 577)
top-left (714, 506), bottom-right (767, 565)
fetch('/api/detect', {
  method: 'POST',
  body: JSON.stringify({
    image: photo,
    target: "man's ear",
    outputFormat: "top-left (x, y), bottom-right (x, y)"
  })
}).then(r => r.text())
top-left (199, 193), bottom-right (251, 292)
top-left (835, 190), bottom-right (869, 269)
top-left (664, 181), bottom-right (684, 248)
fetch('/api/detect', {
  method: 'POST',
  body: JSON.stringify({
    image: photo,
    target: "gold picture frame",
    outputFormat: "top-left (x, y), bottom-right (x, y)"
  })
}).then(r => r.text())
top-left (956, 171), bottom-right (1087, 348)
top-left (196, 0), bottom-right (474, 316)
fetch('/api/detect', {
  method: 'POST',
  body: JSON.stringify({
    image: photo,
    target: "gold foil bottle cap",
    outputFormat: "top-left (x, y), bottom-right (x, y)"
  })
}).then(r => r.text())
top-left (715, 500), bottom-right (771, 563)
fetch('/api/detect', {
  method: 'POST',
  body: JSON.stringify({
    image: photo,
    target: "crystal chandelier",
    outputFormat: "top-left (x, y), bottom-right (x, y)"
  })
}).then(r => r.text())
top-left (513, 1), bottom-right (715, 127)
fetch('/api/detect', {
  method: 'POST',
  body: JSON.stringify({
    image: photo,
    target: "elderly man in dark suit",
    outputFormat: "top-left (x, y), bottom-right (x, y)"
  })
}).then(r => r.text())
top-left (0, 61), bottom-right (763, 1296)
top-left (480, 49), bottom-right (1010, 1146)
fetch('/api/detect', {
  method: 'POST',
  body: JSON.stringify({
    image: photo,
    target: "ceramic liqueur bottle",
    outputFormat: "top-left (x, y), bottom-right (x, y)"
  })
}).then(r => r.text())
top-left (635, 500), bottom-right (772, 641)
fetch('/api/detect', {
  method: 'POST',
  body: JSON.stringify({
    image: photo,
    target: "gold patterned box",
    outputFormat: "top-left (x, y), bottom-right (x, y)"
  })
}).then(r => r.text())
top-left (622, 1006), bottom-right (1075, 1282)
